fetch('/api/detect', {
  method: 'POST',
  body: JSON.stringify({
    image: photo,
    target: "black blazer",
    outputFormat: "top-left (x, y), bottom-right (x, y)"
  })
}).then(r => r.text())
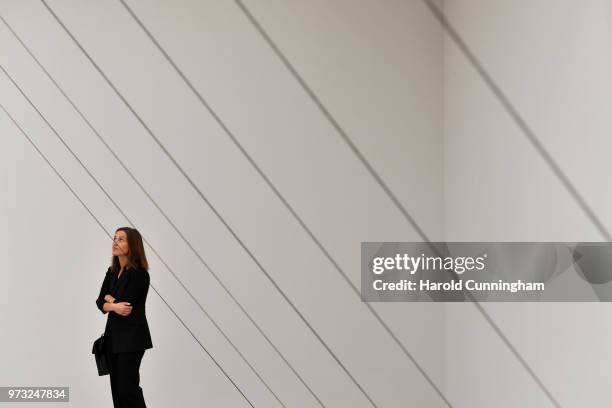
top-left (96, 266), bottom-right (153, 353)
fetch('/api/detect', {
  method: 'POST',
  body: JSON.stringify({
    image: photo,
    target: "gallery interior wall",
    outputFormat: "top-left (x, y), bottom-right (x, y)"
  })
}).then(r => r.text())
top-left (0, 1), bottom-right (609, 407)
top-left (0, 0), bottom-right (444, 407)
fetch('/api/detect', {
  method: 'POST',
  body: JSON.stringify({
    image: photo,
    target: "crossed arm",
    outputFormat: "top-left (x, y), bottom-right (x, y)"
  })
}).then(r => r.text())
top-left (95, 272), bottom-right (132, 316)
top-left (95, 269), bottom-right (149, 316)
top-left (95, 273), bottom-right (131, 315)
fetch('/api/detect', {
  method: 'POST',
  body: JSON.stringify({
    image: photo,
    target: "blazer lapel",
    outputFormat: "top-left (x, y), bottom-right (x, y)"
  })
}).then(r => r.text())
top-left (112, 270), bottom-right (130, 299)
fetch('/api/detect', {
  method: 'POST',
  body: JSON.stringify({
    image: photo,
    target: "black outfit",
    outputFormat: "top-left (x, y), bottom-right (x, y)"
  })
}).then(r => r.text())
top-left (96, 266), bottom-right (153, 408)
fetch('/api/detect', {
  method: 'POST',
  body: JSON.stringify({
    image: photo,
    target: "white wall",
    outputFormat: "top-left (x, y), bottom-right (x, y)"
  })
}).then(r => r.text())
top-left (4, 1), bottom-right (607, 407)
top-left (0, 0), bottom-right (446, 407)
top-left (444, 1), bottom-right (612, 407)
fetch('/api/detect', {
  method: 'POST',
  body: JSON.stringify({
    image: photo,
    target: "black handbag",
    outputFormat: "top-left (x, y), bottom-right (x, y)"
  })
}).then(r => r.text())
top-left (92, 333), bottom-right (109, 376)
top-left (93, 271), bottom-right (120, 376)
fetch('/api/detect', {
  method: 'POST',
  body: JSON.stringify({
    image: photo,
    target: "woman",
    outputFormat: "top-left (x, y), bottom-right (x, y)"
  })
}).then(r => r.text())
top-left (96, 227), bottom-right (153, 408)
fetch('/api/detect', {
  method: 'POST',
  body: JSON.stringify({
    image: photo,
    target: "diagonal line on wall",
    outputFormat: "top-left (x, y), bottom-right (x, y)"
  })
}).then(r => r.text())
top-left (37, 1), bottom-right (378, 406)
top-left (234, 0), bottom-right (567, 407)
top-left (422, 0), bottom-right (612, 406)
top-left (0, 64), bottom-right (277, 408)
top-left (119, 0), bottom-right (453, 406)
top-left (0, 100), bottom-right (256, 408)
top-left (423, 0), bottom-right (610, 243)
top-left (0, 11), bottom-right (324, 408)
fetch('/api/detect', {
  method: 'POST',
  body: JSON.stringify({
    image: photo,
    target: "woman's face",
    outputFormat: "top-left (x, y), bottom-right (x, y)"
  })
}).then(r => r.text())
top-left (112, 230), bottom-right (129, 257)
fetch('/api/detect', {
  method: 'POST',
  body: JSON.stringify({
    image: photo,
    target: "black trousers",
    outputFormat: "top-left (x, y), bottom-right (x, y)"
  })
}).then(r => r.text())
top-left (105, 332), bottom-right (147, 408)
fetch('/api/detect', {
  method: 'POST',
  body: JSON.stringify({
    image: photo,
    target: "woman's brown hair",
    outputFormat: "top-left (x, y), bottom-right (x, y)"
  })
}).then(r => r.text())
top-left (110, 227), bottom-right (149, 274)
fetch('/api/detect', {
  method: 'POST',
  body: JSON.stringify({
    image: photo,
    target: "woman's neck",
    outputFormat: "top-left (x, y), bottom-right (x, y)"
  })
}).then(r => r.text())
top-left (118, 256), bottom-right (127, 270)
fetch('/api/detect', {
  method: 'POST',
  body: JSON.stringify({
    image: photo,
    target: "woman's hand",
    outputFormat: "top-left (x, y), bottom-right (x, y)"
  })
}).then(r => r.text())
top-left (104, 294), bottom-right (116, 303)
top-left (113, 302), bottom-right (132, 316)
